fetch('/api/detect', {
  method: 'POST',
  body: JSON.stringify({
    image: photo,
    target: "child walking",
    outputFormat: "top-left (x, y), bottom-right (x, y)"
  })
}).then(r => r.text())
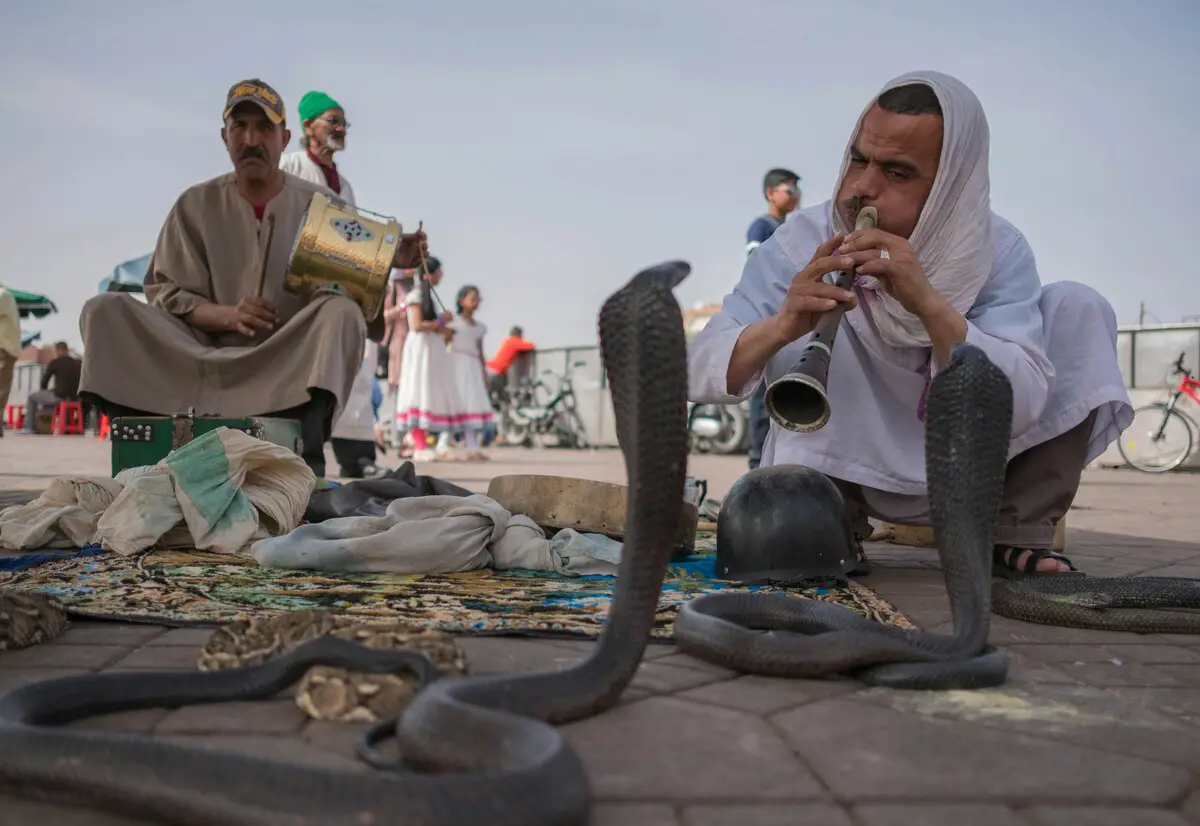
top-left (442, 285), bottom-right (495, 461)
top-left (393, 256), bottom-right (463, 462)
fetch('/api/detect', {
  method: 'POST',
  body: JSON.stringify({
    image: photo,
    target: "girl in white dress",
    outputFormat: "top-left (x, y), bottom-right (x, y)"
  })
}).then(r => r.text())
top-left (441, 285), bottom-right (495, 461)
top-left (393, 257), bottom-right (462, 462)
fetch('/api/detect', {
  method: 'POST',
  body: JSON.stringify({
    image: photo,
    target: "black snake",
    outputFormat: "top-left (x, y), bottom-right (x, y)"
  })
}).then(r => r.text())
top-left (674, 334), bottom-right (1016, 689)
top-left (1, 261), bottom-right (1195, 824)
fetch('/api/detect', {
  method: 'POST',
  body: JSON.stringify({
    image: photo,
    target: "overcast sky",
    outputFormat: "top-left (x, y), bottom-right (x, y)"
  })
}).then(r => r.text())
top-left (2, 0), bottom-right (1197, 352)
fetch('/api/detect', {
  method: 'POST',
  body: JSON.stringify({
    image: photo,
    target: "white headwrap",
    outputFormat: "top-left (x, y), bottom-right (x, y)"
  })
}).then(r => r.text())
top-left (833, 70), bottom-right (993, 350)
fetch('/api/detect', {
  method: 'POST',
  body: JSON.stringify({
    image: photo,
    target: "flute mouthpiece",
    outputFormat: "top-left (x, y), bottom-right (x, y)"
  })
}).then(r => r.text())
top-left (855, 206), bottom-right (878, 232)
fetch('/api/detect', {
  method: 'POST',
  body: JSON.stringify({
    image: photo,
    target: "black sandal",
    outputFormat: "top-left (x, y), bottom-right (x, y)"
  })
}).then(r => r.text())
top-left (992, 546), bottom-right (1083, 580)
top-left (848, 534), bottom-right (871, 577)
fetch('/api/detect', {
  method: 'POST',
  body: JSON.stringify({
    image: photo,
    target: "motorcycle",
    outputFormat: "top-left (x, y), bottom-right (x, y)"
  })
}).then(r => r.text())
top-left (687, 400), bottom-right (749, 455)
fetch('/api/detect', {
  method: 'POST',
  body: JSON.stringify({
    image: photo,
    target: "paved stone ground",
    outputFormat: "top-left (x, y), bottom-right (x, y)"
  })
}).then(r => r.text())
top-left (1, 432), bottom-right (1199, 825)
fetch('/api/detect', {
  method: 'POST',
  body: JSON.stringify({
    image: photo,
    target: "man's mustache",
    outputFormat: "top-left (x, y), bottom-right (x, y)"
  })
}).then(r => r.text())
top-left (239, 147), bottom-right (268, 161)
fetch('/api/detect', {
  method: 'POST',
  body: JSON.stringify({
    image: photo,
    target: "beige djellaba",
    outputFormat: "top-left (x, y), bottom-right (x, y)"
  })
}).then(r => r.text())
top-left (79, 172), bottom-right (366, 420)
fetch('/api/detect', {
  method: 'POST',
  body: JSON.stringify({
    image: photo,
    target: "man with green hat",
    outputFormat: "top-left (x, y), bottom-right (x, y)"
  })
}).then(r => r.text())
top-left (77, 78), bottom-right (427, 477)
top-left (279, 90), bottom-right (356, 207)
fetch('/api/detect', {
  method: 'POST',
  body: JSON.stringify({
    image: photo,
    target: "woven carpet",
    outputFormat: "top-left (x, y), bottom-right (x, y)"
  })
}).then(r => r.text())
top-left (0, 533), bottom-right (914, 639)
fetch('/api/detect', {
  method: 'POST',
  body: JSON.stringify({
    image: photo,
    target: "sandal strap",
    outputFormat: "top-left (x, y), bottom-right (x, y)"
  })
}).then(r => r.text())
top-left (995, 546), bottom-right (1077, 573)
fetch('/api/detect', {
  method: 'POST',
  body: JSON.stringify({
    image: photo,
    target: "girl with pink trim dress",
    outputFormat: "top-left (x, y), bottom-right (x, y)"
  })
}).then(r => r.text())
top-left (393, 256), bottom-right (462, 462)
top-left (444, 285), bottom-right (495, 461)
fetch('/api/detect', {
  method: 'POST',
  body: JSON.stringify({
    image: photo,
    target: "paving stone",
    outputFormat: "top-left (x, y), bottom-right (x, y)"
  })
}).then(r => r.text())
top-left (0, 643), bottom-right (130, 669)
top-left (156, 699), bottom-right (307, 734)
top-left (772, 697), bottom-right (1190, 803)
top-left (629, 661), bottom-right (732, 694)
top-left (0, 796), bottom-right (152, 825)
top-left (1104, 645), bottom-right (1200, 665)
top-left (50, 622), bottom-right (166, 646)
top-left (854, 804), bottom-right (1027, 826)
top-left (0, 666), bottom-right (89, 692)
top-left (1183, 792), bottom-right (1200, 824)
top-left (146, 627), bottom-right (218, 646)
top-left (1026, 806), bottom-right (1190, 826)
top-left (593, 803), bottom-right (680, 826)
top-left (302, 719), bottom-right (374, 766)
top-left (854, 682), bottom-right (1200, 769)
top-left (107, 645), bottom-right (204, 670)
top-left (682, 803), bottom-right (852, 825)
top-left (1053, 661), bottom-right (1186, 687)
top-left (654, 651), bottom-right (738, 677)
top-left (987, 617), bottom-right (1159, 646)
top-left (547, 639), bottom-right (679, 661)
top-left (1003, 653), bottom-right (1085, 686)
top-left (455, 637), bottom-right (587, 674)
top-left (564, 696), bottom-right (823, 802)
top-left (159, 733), bottom-right (365, 772)
top-left (1152, 665), bottom-right (1200, 685)
top-left (1007, 644), bottom-right (1132, 664)
top-left (677, 675), bottom-right (858, 715)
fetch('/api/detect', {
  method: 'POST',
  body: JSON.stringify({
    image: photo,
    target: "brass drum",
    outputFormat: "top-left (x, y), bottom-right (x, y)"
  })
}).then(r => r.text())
top-left (285, 192), bottom-right (400, 321)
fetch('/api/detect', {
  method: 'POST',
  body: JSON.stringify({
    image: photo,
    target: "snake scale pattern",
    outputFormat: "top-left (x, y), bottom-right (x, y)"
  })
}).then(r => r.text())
top-left (0, 259), bottom-right (1197, 823)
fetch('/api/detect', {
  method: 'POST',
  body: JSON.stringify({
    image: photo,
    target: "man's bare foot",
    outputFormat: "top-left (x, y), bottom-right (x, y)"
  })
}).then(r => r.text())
top-left (994, 546), bottom-right (1079, 576)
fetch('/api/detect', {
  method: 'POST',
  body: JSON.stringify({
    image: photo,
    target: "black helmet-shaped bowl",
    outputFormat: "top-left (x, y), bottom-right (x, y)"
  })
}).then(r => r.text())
top-left (715, 464), bottom-right (857, 585)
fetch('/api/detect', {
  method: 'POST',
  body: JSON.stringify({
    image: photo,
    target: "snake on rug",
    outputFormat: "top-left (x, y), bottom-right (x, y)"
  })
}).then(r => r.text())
top-left (0, 261), bottom-right (694, 826)
top-left (199, 611), bottom-right (469, 722)
top-left (0, 589), bottom-right (70, 651)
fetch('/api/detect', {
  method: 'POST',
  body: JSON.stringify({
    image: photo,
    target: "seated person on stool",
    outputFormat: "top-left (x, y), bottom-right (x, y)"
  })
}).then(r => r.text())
top-left (687, 71), bottom-right (1133, 579)
top-left (78, 79), bottom-right (427, 477)
top-left (25, 341), bottom-right (83, 432)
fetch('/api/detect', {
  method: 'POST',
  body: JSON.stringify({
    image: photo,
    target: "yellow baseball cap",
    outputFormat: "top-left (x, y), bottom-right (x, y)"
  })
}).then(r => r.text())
top-left (223, 79), bottom-right (286, 126)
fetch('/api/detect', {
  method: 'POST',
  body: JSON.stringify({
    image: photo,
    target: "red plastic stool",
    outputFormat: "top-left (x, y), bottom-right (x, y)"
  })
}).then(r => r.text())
top-left (4, 404), bottom-right (24, 430)
top-left (98, 414), bottom-right (110, 439)
top-left (51, 401), bottom-right (85, 435)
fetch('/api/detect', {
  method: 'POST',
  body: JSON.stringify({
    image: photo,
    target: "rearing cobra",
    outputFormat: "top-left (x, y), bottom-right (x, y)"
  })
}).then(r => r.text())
top-left (0, 260), bottom-right (1019, 824)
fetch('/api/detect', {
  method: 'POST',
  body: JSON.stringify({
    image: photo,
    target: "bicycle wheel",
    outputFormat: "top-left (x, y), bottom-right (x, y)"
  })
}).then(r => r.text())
top-left (1117, 404), bottom-right (1195, 472)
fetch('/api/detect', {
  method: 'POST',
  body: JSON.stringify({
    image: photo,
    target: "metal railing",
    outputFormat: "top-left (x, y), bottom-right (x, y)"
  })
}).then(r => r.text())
top-left (1117, 323), bottom-right (1200, 390)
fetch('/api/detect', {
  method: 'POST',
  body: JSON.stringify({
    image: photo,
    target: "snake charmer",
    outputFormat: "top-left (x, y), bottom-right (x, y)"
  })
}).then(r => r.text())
top-left (687, 70), bottom-right (1134, 579)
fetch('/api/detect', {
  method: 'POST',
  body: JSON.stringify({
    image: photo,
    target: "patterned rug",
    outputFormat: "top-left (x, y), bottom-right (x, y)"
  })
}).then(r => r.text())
top-left (0, 533), bottom-right (915, 639)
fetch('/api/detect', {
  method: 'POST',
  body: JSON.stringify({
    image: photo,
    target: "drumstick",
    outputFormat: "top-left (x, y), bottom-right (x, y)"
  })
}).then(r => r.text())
top-left (255, 213), bottom-right (277, 298)
top-left (414, 219), bottom-right (449, 314)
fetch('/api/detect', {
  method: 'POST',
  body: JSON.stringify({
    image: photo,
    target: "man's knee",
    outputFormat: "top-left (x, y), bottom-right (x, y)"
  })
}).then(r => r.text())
top-left (1040, 281), bottom-right (1118, 332)
top-left (313, 295), bottom-right (368, 339)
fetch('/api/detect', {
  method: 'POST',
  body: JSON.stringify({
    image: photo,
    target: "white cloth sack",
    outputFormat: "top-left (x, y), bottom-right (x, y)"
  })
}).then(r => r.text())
top-left (831, 70), bottom-right (993, 350)
top-left (250, 492), bottom-right (623, 576)
top-left (0, 427), bottom-right (314, 556)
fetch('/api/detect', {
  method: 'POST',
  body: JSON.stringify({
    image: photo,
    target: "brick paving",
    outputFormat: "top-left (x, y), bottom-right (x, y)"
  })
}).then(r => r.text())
top-left (1, 432), bottom-right (1199, 825)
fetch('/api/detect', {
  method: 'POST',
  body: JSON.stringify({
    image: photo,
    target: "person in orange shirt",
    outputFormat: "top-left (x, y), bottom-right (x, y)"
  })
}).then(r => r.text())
top-left (485, 325), bottom-right (535, 397)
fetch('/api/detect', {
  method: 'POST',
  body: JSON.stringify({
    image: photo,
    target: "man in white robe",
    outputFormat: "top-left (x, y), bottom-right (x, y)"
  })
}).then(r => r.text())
top-left (688, 71), bottom-right (1132, 578)
top-left (279, 90), bottom-right (356, 207)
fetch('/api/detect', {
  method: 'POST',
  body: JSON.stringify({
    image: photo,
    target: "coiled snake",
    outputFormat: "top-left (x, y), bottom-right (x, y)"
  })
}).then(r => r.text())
top-left (1, 262), bottom-right (1191, 824)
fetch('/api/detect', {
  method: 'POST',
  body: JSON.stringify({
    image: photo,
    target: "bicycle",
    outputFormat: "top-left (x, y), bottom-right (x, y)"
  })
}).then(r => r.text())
top-left (1117, 350), bottom-right (1200, 473)
top-left (496, 360), bottom-right (590, 449)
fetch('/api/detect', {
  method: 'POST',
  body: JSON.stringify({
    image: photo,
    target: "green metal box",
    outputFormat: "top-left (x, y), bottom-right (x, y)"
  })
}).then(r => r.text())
top-left (109, 414), bottom-right (303, 476)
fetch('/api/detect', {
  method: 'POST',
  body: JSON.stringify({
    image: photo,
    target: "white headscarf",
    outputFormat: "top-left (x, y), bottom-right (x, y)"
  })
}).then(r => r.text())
top-left (833, 70), bottom-right (993, 350)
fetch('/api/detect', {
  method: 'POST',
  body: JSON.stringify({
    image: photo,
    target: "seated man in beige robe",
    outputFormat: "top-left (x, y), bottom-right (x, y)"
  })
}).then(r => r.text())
top-left (79, 79), bottom-right (427, 477)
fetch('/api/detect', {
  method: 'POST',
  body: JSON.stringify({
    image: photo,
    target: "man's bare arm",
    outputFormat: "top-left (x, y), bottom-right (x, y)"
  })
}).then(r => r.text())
top-left (725, 317), bottom-right (791, 395)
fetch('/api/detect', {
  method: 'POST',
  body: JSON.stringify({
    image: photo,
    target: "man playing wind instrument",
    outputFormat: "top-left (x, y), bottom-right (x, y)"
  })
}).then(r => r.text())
top-left (79, 79), bottom-right (427, 477)
top-left (688, 71), bottom-right (1132, 578)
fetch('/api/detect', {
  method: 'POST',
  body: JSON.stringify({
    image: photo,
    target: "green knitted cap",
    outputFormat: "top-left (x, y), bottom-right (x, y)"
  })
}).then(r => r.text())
top-left (298, 91), bottom-right (342, 123)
